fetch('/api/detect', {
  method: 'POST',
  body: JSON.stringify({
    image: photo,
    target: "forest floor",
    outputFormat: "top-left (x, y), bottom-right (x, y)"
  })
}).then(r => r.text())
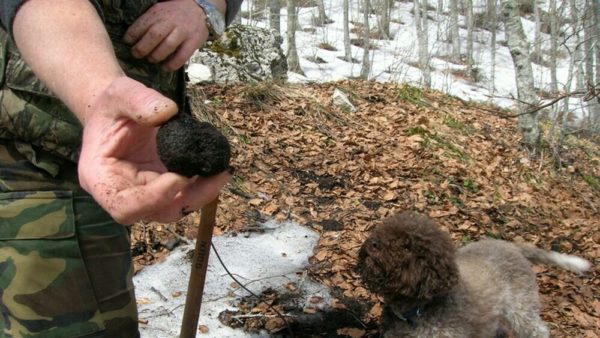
top-left (131, 81), bottom-right (599, 337)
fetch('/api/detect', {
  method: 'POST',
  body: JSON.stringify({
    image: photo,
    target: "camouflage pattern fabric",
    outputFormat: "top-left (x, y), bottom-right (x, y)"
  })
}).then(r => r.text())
top-left (0, 0), bottom-right (184, 169)
top-left (0, 140), bottom-right (139, 338)
top-left (0, 1), bottom-right (182, 337)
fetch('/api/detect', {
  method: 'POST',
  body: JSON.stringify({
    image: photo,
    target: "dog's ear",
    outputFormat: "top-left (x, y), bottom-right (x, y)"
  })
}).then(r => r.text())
top-left (359, 212), bottom-right (460, 300)
top-left (390, 212), bottom-right (460, 300)
top-left (382, 231), bottom-right (459, 300)
top-left (415, 242), bottom-right (460, 299)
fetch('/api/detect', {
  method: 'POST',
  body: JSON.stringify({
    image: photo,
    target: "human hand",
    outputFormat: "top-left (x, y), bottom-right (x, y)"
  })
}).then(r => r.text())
top-left (124, 0), bottom-right (210, 72)
top-left (78, 76), bottom-right (231, 224)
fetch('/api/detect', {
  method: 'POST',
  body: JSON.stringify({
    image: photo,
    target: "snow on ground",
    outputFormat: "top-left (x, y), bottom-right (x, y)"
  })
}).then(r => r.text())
top-left (135, 220), bottom-right (328, 337)
top-left (238, 0), bottom-right (586, 117)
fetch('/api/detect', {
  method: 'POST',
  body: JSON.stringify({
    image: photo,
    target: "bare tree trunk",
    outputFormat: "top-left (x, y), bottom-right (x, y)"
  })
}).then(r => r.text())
top-left (568, 0), bottom-right (585, 91)
top-left (490, 0), bottom-right (497, 94)
top-left (361, 0), bottom-right (371, 79)
top-left (437, 0), bottom-right (444, 41)
top-left (584, 5), bottom-right (594, 84)
top-left (549, 0), bottom-right (559, 92)
top-left (590, 0), bottom-right (600, 132)
top-left (287, 0), bottom-right (304, 75)
top-left (270, 0), bottom-right (281, 34)
top-left (595, 0), bottom-right (600, 85)
top-left (316, 0), bottom-right (329, 26)
top-left (533, 0), bottom-right (541, 60)
top-left (246, 0), bottom-right (253, 23)
top-left (380, 0), bottom-right (392, 39)
top-left (450, 0), bottom-right (461, 62)
top-left (466, 0), bottom-right (474, 76)
top-left (415, 0), bottom-right (431, 87)
top-left (343, 0), bottom-right (352, 62)
top-left (422, 0), bottom-right (430, 86)
top-left (502, 0), bottom-right (540, 147)
top-left (558, 36), bottom-right (579, 142)
top-left (486, 0), bottom-right (495, 22)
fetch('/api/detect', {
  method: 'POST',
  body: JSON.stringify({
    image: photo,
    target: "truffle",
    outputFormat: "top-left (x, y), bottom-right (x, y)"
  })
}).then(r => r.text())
top-left (157, 113), bottom-right (231, 177)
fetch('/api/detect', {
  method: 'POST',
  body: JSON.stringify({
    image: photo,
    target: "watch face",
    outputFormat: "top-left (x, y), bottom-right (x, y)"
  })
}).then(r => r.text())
top-left (209, 13), bottom-right (225, 36)
top-left (196, 0), bottom-right (225, 36)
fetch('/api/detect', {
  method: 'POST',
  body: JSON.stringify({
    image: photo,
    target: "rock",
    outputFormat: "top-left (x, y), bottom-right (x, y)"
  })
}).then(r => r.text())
top-left (189, 25), bottom-right (288, 84)
top-left (332, 88), bottom-right (357, 113)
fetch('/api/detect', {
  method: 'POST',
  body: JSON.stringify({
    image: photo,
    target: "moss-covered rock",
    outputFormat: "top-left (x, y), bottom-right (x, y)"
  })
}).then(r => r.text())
top-left (189, 25), bottom-right (287, 84)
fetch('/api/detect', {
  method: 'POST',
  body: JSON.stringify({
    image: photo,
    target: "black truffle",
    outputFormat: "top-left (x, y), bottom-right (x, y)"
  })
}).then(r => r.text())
top-left (157, 113), bottom-right (231, 177)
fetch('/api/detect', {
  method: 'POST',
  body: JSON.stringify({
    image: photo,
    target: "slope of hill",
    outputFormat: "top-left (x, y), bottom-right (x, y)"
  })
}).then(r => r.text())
top-left (132, 81), bottom-right (599, 337)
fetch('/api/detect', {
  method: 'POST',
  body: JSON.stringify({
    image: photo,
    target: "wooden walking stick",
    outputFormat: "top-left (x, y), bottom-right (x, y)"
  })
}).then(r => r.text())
top-left (180, 198), bottom-right (219, 338)
top-left (156, 104), bottom-right (231, 337)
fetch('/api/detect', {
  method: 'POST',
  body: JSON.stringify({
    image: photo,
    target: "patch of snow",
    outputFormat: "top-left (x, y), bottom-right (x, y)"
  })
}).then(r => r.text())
top-left (187, 63), bottom-right (213, 84)
top-left (135, 220), bottom-right (328, 337)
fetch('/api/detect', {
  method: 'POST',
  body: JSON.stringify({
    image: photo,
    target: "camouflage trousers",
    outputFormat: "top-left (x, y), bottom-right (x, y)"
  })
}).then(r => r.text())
top-left (0, 139), bottom-right (139, 338)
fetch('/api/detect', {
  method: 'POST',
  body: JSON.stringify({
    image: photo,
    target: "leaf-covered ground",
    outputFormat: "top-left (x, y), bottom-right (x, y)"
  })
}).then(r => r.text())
top-left (131, 81), bottom-right (599, 337)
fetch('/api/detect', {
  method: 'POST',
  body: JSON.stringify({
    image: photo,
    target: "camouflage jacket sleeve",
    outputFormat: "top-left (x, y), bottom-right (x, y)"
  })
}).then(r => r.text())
top-left (225, 0), bottom-right (244, 26)
top-left (0, 0), bottom-right (103, 39)
top-left (0, 1), bottom-right (21, 35)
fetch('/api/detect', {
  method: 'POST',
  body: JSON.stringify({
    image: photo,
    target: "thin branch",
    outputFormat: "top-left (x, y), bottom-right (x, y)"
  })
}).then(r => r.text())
top-left (479, 85), bottom-right (600, 119)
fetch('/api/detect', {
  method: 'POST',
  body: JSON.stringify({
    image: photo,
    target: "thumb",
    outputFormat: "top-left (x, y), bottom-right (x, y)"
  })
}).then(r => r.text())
top-left (107, 77), bottom-right (178, 126)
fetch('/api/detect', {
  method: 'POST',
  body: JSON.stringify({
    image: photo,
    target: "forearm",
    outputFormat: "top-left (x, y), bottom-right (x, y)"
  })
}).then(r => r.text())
top-left (12, 0), bottom-right (123, 125)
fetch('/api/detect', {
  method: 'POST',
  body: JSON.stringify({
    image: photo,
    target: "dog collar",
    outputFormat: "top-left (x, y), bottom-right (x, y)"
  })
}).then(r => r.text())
top-left (391, 304), bottom-right (423, 326)
top-left (402, 307), bottom-right (423, 326)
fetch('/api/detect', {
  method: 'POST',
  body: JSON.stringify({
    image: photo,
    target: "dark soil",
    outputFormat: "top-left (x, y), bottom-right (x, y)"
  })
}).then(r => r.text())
top-left (157, 112), bottom-right (231, 177)
top-left (218, 287), bottom-right (378, 337)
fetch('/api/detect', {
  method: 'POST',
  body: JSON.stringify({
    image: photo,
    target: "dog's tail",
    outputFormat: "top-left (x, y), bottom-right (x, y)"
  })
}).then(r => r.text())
top-left (516, 243), bottom-right (591, 274)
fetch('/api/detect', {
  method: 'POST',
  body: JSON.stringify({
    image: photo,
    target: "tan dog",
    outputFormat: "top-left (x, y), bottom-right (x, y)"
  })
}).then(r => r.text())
top-left (357, 211), bottom-right (591, 338)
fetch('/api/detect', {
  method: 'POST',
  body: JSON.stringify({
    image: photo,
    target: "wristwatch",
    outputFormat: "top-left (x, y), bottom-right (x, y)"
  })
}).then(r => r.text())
top-left (194, 0), bottom-right (226, 39)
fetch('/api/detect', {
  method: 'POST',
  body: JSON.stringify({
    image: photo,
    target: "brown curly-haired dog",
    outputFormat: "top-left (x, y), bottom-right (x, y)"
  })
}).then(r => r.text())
top-left (357, 211), bottom-right (591, 338)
